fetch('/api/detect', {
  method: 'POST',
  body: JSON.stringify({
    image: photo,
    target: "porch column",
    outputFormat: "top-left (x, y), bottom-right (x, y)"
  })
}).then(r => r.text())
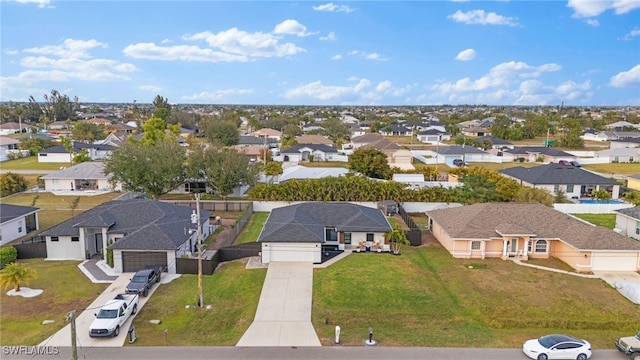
top-left (523, 239), bottom-right (528, 257)
top-left (502, 240), bottom-right (508, 258)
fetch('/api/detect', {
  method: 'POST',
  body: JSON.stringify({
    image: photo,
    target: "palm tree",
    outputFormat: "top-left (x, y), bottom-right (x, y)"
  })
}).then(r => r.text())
top-left (0, 262), bottom-right (37, 292)
top-left (387, 227), bottom-right (409, 255)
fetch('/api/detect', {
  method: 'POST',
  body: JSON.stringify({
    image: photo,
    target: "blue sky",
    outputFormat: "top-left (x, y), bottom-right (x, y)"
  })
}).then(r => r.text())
top-left (1, 0), bottom-right (639, 106)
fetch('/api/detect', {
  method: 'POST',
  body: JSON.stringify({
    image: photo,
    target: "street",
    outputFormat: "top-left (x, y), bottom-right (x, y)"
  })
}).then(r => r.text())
top-left (0, 346), bottom-right (628, 360)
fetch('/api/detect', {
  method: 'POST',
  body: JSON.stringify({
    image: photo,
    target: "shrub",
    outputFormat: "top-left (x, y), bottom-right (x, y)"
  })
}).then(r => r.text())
top-left (0, 247), bottom-right (18, 269)
top-left (0, 172), bottom-right (28, 197)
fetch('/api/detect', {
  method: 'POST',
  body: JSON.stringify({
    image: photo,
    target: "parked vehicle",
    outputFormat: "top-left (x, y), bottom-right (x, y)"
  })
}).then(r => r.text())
top-left (615, 332), bottom-right (640, 360)
top-left (570, 161), bottom-right (581, 167)
top-left (558, 160), bottom-right (572, 166)
top-left (89, 293), bottom-right (138, 337)
top-left (522, 334), bottom-right (591, 360)
top-left (453, 159), bottom-right (467, 167)
top-left (126, 267), bottom-right (162, 297)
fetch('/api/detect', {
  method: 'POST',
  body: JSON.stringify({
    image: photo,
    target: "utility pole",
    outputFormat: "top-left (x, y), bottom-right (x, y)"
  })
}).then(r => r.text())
top-left (195, 193), bottom-right (203, 308)
top-left (67, 310), bottom-right (78, 360)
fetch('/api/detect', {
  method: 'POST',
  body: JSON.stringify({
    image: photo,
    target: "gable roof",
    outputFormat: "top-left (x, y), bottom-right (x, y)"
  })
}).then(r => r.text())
top-left (615, 206), bottom-right (640, 221)
top-left (0, 204), bottom-right (39, 224)
top-left (42, 162), bottom-right (110, 180)
top-left (500, 163), bottom-right (618, 185)
top-left (39, 142), bottom-right (114, 154)
top-left (426, 202), bottom-right (640, 251)
top-left (0, 136), bottom-right (20, 146)
top-left (281, 143), bottom-right (338, 154)
top-left (259, 202), bottom-right (392, 243)
top-left (436, 145), bottom-right (487, 155)
top-left (295, 134), bottom-right (334, 145)
top-left (39, 199), bottom-right (211, 250)
top-left (476, 135), bottom-right (512, 146)
top-left (238, 135), bottom-right (278, 146)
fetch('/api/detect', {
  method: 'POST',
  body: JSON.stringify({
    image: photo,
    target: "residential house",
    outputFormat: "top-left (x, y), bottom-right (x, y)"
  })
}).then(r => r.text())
top-left (417, 129), bottom-right (450, 145)
top-left (0, 204), bottom-right (40, 246)
top-left (84, 117), bottom-right (112, 126)
top-left (47, 121), bottom-right (72, 131)
top-left (0, 136), bottom-right (23, 161)
top-left (258, 202), bottom-right (392, 263)
top-left (426, 145), bottom-right (491, 166)
top-left (38, 142), bottom-right (114, 163)
top-left (614, 207), bottom-right (640, 241)
top-left (39, 199), bottom-right (212, 274)
top-left (238, 135), bottom-right (278, 149)
top-left (0, 122), bottom-right (32, 135)
top-left (349, 134), bottom-right (414, 170)
top-left (593, 147), bottom-right (639, 163)
top-left (461, 127), bottom-right (489, 137)
top-left (251, 128), bottom-right (282, 141)
top-left (426, 202), bottom-right (640, 272)
top-left (605, 121), bottom-right (640, 131)
top-left (500, 163), bottom-right (620, 199)
top-left (295, 134), bottom-right (334, 146)
top-left (379, 124), bottom-right (412, 136)
top-left (499, 146), bottom-right (576, 163)
top-left (41, 162), bottom-right (121, 192)
top-left (475, 136), bottom-right (514, 150)
top-left (280, 143), bottom-right (338, 162)
top-left (234, 144), bottom-right (263, 163)
top-left (610, 138), bottom-right (640, 149)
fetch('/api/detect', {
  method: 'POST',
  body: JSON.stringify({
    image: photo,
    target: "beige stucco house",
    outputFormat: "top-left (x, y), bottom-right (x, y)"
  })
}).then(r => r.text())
top-left (426, 202), bottom-right (640, 272)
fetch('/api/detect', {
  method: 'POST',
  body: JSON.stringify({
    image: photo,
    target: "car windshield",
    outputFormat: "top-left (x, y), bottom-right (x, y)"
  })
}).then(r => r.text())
top-left (96, 309), bottom-right (118, 319)
top-left (131, 275), bottom-right (147, 282)
top-left (538, 335), bottom-right (580, 349)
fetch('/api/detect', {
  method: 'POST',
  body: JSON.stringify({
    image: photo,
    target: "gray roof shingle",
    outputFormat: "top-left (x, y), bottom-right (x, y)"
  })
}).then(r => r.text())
top-left (259, 202), bottom-right (392, 243)
top-left (500, 163), bottom-right (619, 185)
top-left (0, 204), bottom-right (39, 224)
top-left (615, 206), bottom-right (640, 221)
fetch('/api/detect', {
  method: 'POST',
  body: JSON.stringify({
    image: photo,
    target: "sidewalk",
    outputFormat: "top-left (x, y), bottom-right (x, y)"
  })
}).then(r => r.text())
top-left (237, 262), bottom-right (321, 347)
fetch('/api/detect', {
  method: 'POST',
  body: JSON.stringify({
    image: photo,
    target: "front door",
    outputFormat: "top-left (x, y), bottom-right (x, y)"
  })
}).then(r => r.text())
top-left (510, 239), bottom-right (517, 254)
top-left (95, 234), bottom-right (103, 256)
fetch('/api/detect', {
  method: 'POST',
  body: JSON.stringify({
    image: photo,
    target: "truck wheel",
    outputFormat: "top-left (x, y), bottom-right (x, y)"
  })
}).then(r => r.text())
top-left (114, 326), bottom-right (120, 337)
top-left (143, 288), bottom-right (148, 297)
top-left (132, 304), bottom-right (137, 315)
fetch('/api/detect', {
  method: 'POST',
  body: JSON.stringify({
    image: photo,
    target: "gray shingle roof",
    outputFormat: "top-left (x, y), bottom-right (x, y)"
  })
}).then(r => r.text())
top-left (502, 146), bottom-right (573, 157)
top-left (615, 206), bottom-right (640, 221)
top-left (259, 202), bottom-right (392, 243)
top-left (0, 204), bottom-right (39, 224)
top-left (42, 162), bottom-right (110, 180)
top-left (39, 199), bottom-right (211, 250)
top-left (436, 145), bottom-right (487, 155)
top-left (426, 202), bottom-right (640, 251)
top-left (500, 163), bottom-right (619, 185)
top-left (281, 143), bottom-right (338, 154)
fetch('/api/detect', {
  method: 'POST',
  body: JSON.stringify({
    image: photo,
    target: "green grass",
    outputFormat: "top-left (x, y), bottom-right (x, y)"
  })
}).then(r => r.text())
top-left (129, 260), bottom-right (266, 346)
top-left (0, 156), bottom-right (70, 171)
top-left (303, 161), bottom-right (350, 168)
top-left (234, 212), bottom-right (269, 244)
top-left (572, 214), bottom-right (617, 229)
top-left (581, 163), bottom-right (640, 175)
top-left (0, 259), bottom-right (109, 345)
top-left (312, 246), bottom-right (640, 348)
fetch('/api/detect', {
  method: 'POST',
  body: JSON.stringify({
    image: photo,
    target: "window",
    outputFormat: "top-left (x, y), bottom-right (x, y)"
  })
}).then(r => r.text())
top-left (566, 184), bottom-right (574, 193)
top-left (18, 221), bottom-right (22, 233)
top-left (553, 184), bottom-right (559, 193)
top-left (635, 221), bottom-right (639, 235)
top-left (527, 241), bottom-right (532, 253)
top-left (344, 233), bottom-right (352, 245)
top-left (71, 236), bottom-right (79, 242)
top-left (471, 241), bottom-right (481, 250)
top-left (51, 236), bottom-right (59, 242)
top-left (535, 240), bottom-right (547, 253)
top-left (366, 233), bottom-right (374, 242)
top-left (325, 228), bottom-right (337, 242)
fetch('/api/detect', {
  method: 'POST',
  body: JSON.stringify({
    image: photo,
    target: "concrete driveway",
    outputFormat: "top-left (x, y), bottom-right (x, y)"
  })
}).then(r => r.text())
top-left (237, 262), bottom-right (321, 347)
top-left (593, 271), bottom-right (640, 287)
top-left (39, 273), bottom-right (160, 347)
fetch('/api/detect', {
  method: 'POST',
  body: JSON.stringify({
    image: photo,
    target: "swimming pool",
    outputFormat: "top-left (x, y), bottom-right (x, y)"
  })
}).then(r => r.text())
top-left (579, 199), bottom-right (623, 204)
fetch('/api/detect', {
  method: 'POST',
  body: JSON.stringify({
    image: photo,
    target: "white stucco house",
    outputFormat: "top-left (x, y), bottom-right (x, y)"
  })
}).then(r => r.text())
top-left (41, 162), bottom-right (122, 192)
top-left (614, 207), bottom-right (640, 241)
top-left (0, 204), bottom-right (40, 246)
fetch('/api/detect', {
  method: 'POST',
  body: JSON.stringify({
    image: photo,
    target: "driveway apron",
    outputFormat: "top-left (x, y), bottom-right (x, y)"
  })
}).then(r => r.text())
top-left (237, 262), bottom-right (321, 347)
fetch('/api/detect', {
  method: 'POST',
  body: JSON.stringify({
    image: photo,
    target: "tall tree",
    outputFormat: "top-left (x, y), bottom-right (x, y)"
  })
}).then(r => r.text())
top-left (152, 95), bottom-right (171, 121)
top-left (72, 121), bottom-right (105, 142)
top-left (204, 120), bottom-right (240, 146)
top-left (140, 117), bottom-right (180, 145)
top-left (348, 147), bottom-right (391, 179)
top-left (186, 145), bottom-right (258, 198)
top-left (104, 138), bottom-right (186, 199)
top-left (321, 117), bottom-right (350, 143)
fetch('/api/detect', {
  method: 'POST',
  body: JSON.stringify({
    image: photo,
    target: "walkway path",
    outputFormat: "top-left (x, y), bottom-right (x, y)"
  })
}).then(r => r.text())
top-left (237, 262), bottom-right (321, 347)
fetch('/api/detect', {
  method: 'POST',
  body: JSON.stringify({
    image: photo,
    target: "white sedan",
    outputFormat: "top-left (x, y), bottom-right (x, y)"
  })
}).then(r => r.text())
top-left (523, 334), bottom-right (591, 360)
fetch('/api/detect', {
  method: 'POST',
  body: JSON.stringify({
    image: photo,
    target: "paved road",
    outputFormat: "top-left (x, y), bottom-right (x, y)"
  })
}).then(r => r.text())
top-left (0, 346), bottom-right (627, 360)
top-left (0, 169), bottom-right (55, 174)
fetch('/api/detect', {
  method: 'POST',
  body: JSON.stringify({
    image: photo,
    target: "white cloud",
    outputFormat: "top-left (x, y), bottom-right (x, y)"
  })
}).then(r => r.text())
top-left (331, 54), bottom-right (342, 60)
top-left (312, 3), bottom-right (354, 13)
top-left (585, 19), bottom-right (600, 27)
top-left (23, 39), bottom-right (107, 59)
top-left (273, 19), bottom-right (313, 37)
top-left (284, 78), bottom-right (409, 104)
top-left (347, 50), bottom-right (387, 61)
top-left (609, 65), bottom-right (640, 87)
top-left (14, 0), bottom-right (50, 8)
top-left (182, 89), bottom-right (253, 102)
top-left (182, 28), bottom-right (305, 58)
top-left (448, 9), bottom-right (519, 26)
top-left (455, 48), bottom-right (476, 61)
top-left (137, 85), bottom-right (161, 93)
top-left (623, 29), bottom-right (640, 40)
top-left (124, 42), bottom-right (249, 62)
top-left (320, 32), bottom-right (337, 41)
top-left (567, 0), bottom-right (640, 18)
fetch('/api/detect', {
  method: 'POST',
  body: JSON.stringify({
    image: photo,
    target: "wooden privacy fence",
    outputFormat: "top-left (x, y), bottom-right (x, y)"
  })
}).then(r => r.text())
top-left (398, 204), bottom-right (423, 246)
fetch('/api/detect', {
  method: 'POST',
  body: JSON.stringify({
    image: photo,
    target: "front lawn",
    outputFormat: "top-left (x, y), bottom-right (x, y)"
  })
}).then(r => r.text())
top-left (312, 246), bottom-right (640, 349)
top-left (0, 260), bottom-right (109, 345)
top-left (572, 214), bottom-right (617, 229)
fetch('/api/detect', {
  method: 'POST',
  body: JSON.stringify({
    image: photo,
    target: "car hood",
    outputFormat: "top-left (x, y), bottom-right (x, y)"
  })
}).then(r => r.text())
top-left (523, 339), bottom-right (546, 353)
top-left (126, 282), bottom-right (145, 291)
top-left (90, 317), bottom-right (118, 330)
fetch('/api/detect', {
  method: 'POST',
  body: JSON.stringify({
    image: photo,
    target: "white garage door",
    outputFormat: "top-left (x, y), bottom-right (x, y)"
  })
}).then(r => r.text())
top-left (263, 243), bottom-right (320, 263)
top-left (592, 252), bottom-right (639, 271)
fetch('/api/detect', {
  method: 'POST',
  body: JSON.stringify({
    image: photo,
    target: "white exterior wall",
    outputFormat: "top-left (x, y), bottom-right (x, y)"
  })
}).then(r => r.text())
top-left (46, 235), bottom-right (84, 260)
top-left (341, 231), bottom-right (389, 252)
top-left (261, 242), bottom-right (321, 263)
top-left (38, 153), bottom-right (71, 163)
top-left (554, 203), bottom-right (634, 214)
top-left (0, 218), bottom-right (27, 246)
top-left (615, 214), bottom-right (640, 240)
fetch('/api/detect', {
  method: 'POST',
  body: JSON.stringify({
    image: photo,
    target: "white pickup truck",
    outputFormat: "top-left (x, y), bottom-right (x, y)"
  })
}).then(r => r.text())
top-left (89, 293), bottom-right (138, 338)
